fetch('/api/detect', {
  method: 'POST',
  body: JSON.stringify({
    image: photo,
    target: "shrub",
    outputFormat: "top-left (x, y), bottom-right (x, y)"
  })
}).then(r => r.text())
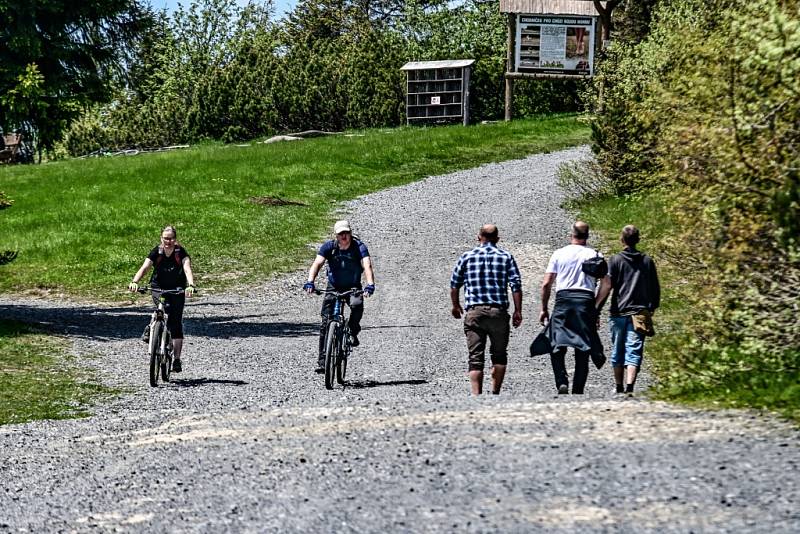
top-left (589, 0), bottom-right (800, 415)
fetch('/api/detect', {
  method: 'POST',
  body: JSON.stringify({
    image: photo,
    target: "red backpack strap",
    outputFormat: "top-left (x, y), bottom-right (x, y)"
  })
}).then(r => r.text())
top-left (154, 248), bottom-right (182, 268)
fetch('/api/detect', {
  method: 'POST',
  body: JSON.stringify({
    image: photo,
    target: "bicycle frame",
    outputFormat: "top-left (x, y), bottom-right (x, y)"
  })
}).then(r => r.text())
top-left (150, 296), bottom-right (171, 357)
top-left (316, 288), bottom-right (362, 389)
top-left (137, 286), bottom-right (184, 386)
top-left (330, 296), bottom-right (352, 359)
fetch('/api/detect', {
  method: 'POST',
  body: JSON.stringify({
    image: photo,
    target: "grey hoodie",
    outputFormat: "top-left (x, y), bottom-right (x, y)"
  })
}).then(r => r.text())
top-left (607, 248), bottom-right (661, 316)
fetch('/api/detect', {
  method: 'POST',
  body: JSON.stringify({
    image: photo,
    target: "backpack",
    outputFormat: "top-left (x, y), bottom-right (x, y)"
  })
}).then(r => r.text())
top-left (155, 247), bottom-right (183, 269)
top-left (581, 251), bottom-right (608, 279)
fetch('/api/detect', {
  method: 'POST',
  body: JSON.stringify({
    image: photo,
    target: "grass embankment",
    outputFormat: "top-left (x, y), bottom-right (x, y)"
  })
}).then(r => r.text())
top-left (0, 115), bottom-right (589, 297)
top-left (579, 191), bottom-right (800, 422)
top-left (0, 321), bottom-right (112, 425)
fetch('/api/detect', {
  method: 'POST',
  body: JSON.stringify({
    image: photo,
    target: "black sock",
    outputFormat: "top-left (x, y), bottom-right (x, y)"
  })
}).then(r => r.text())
top-left (625, 383), bottom-right (634, 393)
top-left (616, 384), bottom-right (624, 393)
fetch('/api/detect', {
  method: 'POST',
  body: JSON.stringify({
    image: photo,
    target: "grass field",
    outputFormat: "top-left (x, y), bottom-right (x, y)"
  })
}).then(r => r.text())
top-left (0, 321), bottom-right (113, 425)
top-left (0, 115), bottom-right (590, 299)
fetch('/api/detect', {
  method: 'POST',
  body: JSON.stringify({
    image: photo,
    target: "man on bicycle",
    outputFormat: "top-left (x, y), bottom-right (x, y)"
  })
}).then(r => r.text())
top-left (304, 220), bottom-right (375, 374)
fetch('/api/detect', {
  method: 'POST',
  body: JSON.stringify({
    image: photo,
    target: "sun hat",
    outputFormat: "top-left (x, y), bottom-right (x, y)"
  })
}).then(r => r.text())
top-left (333, 220), bottom-right (352, 234)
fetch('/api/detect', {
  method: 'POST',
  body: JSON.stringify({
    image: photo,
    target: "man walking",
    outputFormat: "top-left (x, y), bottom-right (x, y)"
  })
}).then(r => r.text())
top-left (304, 220), bottom-right (375, 374)
top-left (596, 225), bottom-right (660, 396)
top-left (450, 224), bottom-right (522, 395)
top-left (539, 221), bottom-right (604, 394)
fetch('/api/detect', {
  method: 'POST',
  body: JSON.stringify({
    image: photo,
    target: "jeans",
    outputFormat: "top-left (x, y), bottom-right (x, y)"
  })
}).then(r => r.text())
top-left (609, 316), bottom-right (645, 368)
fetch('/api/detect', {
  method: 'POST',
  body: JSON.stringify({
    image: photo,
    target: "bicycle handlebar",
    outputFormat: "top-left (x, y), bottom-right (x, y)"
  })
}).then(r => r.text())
top-left (313, 288), bottom-right (363, 298)
top-left (136, 286), bottom-right (187, 295)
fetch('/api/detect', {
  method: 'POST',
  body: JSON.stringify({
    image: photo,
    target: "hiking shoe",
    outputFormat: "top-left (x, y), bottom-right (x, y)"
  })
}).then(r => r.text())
top-left (349, 334), bottom-right (360, 347)
top-left (171, 358), bottom-right (182, 373)
top-left (616, 384), bottom-right (624, 394)
top-left (314, 366), bottom-right (325, 374)
top-left (557, 384), bottom-right (569, 395)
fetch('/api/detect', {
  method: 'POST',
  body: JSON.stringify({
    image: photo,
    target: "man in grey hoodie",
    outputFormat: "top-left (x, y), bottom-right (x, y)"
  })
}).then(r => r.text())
top-left (596, 225), bottom-right (661, 395)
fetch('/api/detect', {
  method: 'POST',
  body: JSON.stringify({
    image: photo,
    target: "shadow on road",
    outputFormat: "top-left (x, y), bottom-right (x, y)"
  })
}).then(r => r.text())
top-left (346, 379), bottom-right (428, 389)
top-left (0, 304), bottom-right (318, 341)
top-left (169, 378), bottom-right (249, 388)
top-left (360, 324), bottom-right (427, 330)
top-left (193, 318), bottom-right (318, 339)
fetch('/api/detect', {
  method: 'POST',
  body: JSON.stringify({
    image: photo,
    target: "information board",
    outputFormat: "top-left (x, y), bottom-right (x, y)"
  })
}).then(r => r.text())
top-left (515, 15), bottom-right (596, 75)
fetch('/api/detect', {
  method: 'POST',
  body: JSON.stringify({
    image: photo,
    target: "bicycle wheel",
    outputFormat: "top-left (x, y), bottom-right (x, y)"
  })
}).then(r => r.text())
top-left (149, 321), bottom-right (163, 387)
top-left (161, 332), bottom-right (172, 383)
top-left (336, 333), bottom-right (348, 385)
top-left (324, 321), bottom-right (339, 390)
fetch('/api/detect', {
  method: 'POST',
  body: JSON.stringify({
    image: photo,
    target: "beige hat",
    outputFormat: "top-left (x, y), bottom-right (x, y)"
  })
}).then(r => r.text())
top-left (333, 220), bottom-right (352, 234)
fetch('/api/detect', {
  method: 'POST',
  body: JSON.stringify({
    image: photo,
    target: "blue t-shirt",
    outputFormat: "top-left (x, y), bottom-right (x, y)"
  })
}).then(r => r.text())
top-left (318, 239), bottom-right (370, 289)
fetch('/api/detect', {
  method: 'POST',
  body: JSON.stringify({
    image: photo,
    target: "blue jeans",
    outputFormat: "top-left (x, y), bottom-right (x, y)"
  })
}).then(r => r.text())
top-left (609, 316), bottom-right (645, 368)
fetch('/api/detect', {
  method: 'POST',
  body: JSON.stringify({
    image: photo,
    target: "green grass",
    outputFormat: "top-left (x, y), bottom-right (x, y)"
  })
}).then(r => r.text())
top-left (0, 115), bottom-right (590, 298)
top-left (0, 320), bottom-right (113, 425)
top-left (578, 189), bottom-right (800, 422)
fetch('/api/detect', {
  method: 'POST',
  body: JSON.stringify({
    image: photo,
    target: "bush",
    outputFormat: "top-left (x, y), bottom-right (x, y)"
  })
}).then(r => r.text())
top-left (61, 0), bottom-right (586, 155)
top-left (588, 0), bottom-right (800, 417)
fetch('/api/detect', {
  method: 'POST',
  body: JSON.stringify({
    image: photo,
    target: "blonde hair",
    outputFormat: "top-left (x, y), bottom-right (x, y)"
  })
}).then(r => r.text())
top-left (158, 225), bottom-right (182, 253)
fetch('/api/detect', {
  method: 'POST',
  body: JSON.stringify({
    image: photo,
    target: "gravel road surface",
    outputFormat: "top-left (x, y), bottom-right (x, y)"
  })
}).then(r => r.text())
top-left (1, 146), bottom-right (798, 532)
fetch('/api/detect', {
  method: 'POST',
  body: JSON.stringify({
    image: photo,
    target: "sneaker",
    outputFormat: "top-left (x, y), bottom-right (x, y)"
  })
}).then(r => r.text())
top-left (557, 384), bottom-right (569, 395)
top-left (314, 366), bottom-right (325, 374)
top-left (349, 334), bottom-right (360, 347)
top-left (616, 384), bottom-right (624, 394)
top-left (172, 358), bottom-right (182, 373)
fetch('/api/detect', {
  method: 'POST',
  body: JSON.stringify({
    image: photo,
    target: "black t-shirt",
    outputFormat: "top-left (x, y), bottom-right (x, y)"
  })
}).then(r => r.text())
top-left (147, 246), bottom-right (189, 289)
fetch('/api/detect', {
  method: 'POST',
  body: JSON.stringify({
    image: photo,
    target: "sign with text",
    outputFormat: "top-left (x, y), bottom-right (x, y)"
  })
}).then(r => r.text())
top-left (515, 15), bottom-right (596, 75)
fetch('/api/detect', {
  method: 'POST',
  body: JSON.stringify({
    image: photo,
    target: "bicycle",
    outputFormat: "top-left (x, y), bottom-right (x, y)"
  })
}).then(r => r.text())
top-left (138, 286), bottom-right (185, 387)
top-left (316, 288), bottom-right (362, 390)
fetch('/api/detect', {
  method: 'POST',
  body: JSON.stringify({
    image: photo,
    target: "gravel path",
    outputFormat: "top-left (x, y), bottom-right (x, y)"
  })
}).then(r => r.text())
top-left (1, 146), bottom-right (798, 532)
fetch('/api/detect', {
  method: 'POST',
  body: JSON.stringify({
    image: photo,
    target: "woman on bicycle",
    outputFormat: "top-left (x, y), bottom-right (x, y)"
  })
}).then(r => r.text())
top-left (128, 225), bottom-right (195, 373)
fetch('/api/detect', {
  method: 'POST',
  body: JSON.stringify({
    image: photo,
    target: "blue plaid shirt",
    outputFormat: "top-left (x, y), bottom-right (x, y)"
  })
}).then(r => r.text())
top-left (450, 242), bottom-right (522, 309)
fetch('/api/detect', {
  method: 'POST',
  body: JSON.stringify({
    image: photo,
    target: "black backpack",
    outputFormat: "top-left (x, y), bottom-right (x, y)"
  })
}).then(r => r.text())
top-left (581, 251), bottom-right (608, 278)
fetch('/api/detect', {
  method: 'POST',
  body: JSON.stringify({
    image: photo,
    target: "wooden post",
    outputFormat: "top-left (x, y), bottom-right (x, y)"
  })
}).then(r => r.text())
top-left (505, 78), bottom-right (514, 122)
top-left (505, 13), bottom-right (516, 121)
top-left (463, 66), bottom-right (471, 126)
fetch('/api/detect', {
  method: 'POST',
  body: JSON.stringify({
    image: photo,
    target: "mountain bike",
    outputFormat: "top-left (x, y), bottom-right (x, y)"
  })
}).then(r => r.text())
top-left (138, 286), bottom-right (184, 387)
top-left (316, 288), bottom-right (362, 390)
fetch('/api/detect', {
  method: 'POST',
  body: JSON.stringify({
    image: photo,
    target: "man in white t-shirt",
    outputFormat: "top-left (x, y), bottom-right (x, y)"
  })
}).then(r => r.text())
top-left (539, 221), bottom-right (604, 394)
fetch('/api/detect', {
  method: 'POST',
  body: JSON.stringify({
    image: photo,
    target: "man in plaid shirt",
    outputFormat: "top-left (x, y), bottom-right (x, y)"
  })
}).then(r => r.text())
top-left (450, 224), bottom-right (523, 395)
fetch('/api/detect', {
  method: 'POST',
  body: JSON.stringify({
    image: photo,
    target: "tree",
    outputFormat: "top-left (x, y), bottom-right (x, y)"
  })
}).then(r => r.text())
top-left (0, 0), bottom-right (152, 154)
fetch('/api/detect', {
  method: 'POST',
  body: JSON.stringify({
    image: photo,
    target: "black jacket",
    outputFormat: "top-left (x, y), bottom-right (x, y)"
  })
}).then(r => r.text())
top-left (608, 248), bottom-right (660, 316)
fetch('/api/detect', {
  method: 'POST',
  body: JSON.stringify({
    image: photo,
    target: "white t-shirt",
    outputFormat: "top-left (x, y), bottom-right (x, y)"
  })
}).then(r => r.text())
top-left (546, 244), bottom-right (601, 293)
